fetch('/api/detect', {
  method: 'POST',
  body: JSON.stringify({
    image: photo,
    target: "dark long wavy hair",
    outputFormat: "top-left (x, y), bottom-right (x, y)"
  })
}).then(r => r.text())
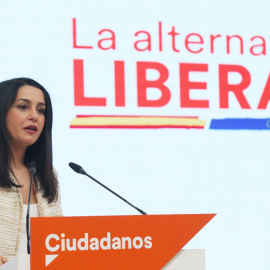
top-left (0, 77), bottom-right (58, 203)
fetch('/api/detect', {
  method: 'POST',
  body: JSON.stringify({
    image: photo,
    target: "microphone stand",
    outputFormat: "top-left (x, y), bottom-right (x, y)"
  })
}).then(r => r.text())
top-left (26, 162), bottom-right (36, 254)
top-left (85, 171), bottom-right (147, 215)
top-left (69, 162), bottom-right (147, 215)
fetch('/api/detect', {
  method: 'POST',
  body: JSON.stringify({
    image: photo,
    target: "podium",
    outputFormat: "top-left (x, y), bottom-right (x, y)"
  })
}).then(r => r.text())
top-left (0, 255), bottom-right (29, 270)
top-left (1, 249), bottom-right (205, 270)
top-left (1, 214), bottom-right (214, 270)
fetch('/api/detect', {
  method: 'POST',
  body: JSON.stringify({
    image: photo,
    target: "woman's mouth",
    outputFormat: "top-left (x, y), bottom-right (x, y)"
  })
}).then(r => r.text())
top-left (24, 125), bottom-right (38, 133)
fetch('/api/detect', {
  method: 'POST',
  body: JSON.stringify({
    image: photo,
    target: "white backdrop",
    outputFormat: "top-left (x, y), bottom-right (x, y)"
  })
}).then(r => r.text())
top-left (1, 1), bottom-right (270, 269)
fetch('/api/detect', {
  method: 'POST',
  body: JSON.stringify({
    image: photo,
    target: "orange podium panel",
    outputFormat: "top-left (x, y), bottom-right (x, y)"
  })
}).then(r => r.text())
top-left (30, 214), bottom-right (215, 270)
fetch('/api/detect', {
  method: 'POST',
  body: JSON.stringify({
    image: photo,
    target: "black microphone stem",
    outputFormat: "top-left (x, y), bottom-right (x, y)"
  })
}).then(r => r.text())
top-left (27, 161), bottom-right (36, 254)
top-left (26, 173), bottom-right (34, 254)
top-left (84, 172), bottom-right (147, 215)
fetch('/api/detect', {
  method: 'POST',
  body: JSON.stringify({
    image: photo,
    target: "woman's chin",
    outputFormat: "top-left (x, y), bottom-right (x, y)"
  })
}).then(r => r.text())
top-left (19, 138), bottom-right (39, 148)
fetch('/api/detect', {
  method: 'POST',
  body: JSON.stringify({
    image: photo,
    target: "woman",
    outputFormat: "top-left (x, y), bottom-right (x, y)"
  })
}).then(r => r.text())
top-left (0, 78), bottom-right (62, 265)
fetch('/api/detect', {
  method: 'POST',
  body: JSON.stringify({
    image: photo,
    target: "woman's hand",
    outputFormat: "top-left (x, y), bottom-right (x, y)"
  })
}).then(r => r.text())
top-left (0, 254), bottom-right (8, 266)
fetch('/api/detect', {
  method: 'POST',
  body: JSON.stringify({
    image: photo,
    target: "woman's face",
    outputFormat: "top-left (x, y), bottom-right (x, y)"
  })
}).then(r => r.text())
top-left (6, 85), bottom-right (46, 150)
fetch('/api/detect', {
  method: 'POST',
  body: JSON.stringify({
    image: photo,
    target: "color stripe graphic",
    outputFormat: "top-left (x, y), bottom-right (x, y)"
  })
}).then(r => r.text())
top-left (210, 118), bottom-right (270, 130)
top-left (70, 115), bottom-right (206, 129)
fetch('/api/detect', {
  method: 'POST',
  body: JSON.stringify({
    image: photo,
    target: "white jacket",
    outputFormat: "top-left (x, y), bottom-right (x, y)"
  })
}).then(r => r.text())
top-left (0, 174), bottom-right (62, 259)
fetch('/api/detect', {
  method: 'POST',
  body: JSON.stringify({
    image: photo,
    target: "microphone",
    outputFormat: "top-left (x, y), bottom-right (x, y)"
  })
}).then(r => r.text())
top-left (69, 162), bottom-right (147, 215)
top-left (26, 161), bottom-right (36, 254)
top-left (69, 162), bottom-right (86, 175)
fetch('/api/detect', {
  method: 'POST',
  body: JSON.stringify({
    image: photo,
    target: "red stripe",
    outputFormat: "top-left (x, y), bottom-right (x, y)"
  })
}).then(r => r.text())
top-left (76, 115), bottom-right (199, 119)
top-left (70, 125), bottom-right (204, 129)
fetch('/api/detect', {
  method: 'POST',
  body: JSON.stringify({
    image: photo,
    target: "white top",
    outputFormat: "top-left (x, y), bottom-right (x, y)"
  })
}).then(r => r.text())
top-left (17, 204), bottom-right (40, 254)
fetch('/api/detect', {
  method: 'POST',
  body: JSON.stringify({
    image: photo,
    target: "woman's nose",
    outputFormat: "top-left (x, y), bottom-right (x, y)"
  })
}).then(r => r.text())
top-left (28, 108), bottom-right (38, 121)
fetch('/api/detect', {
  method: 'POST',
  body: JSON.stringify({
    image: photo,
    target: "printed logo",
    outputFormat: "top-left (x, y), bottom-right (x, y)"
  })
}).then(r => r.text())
top-left (44, 232), bottom-right (152, 266)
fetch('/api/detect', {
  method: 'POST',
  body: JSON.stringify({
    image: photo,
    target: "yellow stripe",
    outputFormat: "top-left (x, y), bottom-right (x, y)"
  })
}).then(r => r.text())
top-left (70, 116), bottom-right (205, 127)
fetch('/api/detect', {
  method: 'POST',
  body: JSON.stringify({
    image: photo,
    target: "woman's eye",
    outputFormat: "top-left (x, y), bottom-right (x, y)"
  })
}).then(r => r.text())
top-left (37, 108), bottom-right (45, 114)
top-left (18, 105), bottom-right (27, 110)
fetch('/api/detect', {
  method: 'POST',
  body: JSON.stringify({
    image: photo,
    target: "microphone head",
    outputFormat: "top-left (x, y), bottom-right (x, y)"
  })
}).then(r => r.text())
top-left (69, 162), bottom-right (86, 175)
top-left (28, 161), bottom-right (36, 175)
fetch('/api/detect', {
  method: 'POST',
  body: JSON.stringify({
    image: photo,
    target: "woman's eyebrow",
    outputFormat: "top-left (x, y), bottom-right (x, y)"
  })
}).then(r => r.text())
top-left (16, 98), bottom-right (46, 106)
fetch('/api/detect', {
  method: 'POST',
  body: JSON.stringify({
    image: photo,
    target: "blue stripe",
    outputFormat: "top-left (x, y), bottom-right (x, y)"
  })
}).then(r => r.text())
top-left (210, 118), bottom-right (270, 130)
